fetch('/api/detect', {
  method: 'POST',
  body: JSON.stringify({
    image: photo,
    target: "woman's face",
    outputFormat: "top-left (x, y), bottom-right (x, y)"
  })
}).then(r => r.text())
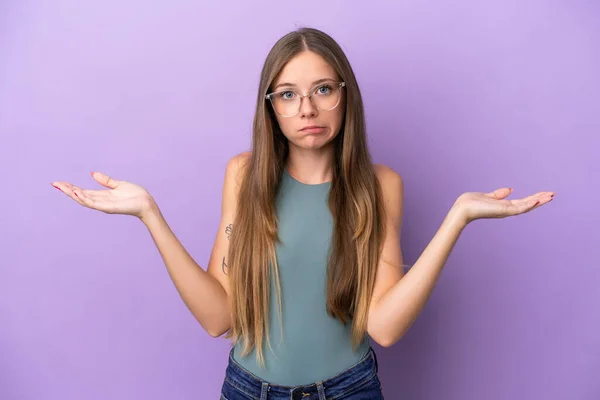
top-left (269, 51), bottom-right (345, 151)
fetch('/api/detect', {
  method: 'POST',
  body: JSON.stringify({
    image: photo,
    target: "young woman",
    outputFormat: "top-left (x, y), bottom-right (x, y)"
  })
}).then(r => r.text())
top-left (51, 27), bottom-right (554, 399)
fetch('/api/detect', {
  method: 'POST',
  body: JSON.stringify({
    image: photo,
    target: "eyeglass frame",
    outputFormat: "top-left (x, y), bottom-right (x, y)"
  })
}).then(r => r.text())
top-left (265, 81), bottom-right (346, 117)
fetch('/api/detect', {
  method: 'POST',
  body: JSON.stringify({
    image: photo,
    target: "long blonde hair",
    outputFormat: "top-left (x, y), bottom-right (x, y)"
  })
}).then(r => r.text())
top-left (224, 27), bottom-right (386, 367)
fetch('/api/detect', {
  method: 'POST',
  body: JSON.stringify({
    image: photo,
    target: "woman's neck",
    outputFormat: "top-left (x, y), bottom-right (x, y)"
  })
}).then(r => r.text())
top-left (286, 143), bottom-right (335, 185)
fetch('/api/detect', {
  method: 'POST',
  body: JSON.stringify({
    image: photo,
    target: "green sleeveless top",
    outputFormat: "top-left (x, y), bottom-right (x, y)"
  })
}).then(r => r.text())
top-left (231, 168), bottom-right (371, 386)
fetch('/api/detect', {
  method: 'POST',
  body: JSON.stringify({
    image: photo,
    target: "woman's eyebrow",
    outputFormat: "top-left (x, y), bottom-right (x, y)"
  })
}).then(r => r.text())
top-left (273, 78), bottom-right (336, 91)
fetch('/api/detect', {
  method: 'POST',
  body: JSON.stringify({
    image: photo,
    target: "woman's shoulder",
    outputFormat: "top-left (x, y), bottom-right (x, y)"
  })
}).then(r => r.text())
top-left (373, 163), bottom-right (404, 225)
top-left (227, 151), bottom-right (252, 167)
top-left (224, 151), bottom-right (252, 182)
top-left (373, 163), bottom-right (403, 188)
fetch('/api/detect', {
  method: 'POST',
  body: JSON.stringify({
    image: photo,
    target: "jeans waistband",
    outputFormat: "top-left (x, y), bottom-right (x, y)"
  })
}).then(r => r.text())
top-left (224, 346), bottom-right (379, 399)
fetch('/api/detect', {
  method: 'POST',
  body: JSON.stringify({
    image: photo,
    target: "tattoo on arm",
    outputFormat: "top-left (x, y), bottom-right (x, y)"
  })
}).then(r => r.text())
top-left (222, 224), bottom-right (232, 275)
top-left (222, 257), bottom-right (228, 275)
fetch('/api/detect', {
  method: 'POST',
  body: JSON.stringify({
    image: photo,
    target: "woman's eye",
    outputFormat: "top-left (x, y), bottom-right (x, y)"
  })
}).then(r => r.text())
top-left (316, 85), bottom-right (332, 95)
top-left (279, 91), bottom-right (295, 100)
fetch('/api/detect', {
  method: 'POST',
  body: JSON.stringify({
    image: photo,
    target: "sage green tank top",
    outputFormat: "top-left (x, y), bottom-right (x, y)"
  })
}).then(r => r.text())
top-left (231, 168), bottom-right (371, 386)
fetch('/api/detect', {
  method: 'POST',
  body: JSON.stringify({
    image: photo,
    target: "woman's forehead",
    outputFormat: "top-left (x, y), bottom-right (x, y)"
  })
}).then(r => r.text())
top-left (274, 51), bottom-right (338, 87)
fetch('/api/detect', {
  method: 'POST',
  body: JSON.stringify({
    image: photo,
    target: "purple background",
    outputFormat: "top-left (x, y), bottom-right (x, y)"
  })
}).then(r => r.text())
top-left (1, 1), bottom-right (599, 399)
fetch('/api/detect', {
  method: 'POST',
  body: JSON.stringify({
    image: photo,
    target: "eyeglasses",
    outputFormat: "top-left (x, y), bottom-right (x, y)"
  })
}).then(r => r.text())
top-left (265, 81), bottom-right (345, 118)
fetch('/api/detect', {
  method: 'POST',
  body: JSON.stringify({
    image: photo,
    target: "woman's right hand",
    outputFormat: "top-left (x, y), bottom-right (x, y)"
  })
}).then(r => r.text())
top-left (51, 171), bottom-right (156, 220)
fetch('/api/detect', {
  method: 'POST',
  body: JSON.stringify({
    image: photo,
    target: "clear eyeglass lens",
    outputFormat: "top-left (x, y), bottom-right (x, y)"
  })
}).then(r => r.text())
top-left (271, 83), bottom-right (341, 117)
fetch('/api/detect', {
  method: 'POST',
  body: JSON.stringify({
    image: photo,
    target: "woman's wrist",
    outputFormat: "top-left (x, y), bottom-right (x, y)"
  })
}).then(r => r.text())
top-left (139, 196), bottom-right (161, 226)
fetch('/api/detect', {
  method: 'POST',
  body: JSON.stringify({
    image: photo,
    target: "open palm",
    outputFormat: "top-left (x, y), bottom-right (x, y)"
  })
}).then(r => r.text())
top-left (51, 172), bottom-right (155, 218)
top-left (455, 187), bottom-right (555, 224)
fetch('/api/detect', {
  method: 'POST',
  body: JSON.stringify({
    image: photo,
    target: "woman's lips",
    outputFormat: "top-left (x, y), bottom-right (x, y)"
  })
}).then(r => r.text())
top-left (301, 126), bottom-right (326, 134)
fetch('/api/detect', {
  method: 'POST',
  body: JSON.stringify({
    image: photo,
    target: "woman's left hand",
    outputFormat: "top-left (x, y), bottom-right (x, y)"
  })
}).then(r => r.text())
top-left (453, 187), bottom-right (555, 226)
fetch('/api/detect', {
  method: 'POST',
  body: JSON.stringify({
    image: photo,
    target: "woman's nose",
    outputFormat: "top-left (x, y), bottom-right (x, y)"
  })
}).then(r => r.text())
top-left (298, 95), bottom-right (317, 117)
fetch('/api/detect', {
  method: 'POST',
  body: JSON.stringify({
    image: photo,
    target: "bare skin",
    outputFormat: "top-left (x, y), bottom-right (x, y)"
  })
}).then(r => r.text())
top-left (50, 50), bottom-right (556, 345)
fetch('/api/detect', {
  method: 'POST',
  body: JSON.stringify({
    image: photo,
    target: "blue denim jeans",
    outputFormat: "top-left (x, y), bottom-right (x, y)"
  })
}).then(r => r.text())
top-left (220, 346), bottom-right (384, 399)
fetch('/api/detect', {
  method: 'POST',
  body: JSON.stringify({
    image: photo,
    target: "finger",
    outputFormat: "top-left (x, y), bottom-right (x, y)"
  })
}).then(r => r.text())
top-left (52, 182), bottom-right (87, 207)
top-left (533, 193), bottom-right (555, 207)
top-left (505, 200), bottom-right (537, 216)
top-left (54, 182), bottom-right (78, 192)
top-left (486, 187), bottom-right (513, 200)
top-left (72, 188), bottom-right (90, 207)
top-left (514, 193), bottom-right (543, 204)
top-left (510, 195), bottom-right (552, 215)
top-left (511, 192), bottom-right (553, 206)
top-left (72, 188), bottom-right (103, 210)
top-left (91, 171), bottom-right (120, 189)
top-left (62, 183), bottom-right (87, 196)
top-left (56, 182), bottom-right (111, 199)
top-left (81, 188), bottom-right (112, 198)
top-left (75, 190), bottom-right (120, 213)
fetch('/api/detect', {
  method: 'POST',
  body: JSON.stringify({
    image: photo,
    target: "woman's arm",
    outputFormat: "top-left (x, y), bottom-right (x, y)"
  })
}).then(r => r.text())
top-left (368, 174), bottom-right (553, 347)
top-left (368, 205), bottom-right (466, 347)
top-left (141, 152), bottom-right (249, 337)
top-left (142, 208), bottom-right (231, 337)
